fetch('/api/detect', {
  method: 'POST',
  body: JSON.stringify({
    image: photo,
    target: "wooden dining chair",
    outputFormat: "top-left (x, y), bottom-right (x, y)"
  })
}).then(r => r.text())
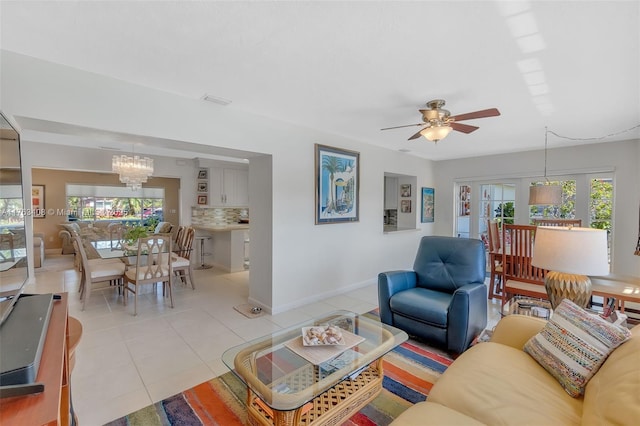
top-left (501, 224), bottom-right (548, 308)
top-left (73, 235), bottom-right (126, 311)
top-left (123, 234), bottom-right (173, 316)
top-left (532, 218), bottom-right (582, 227)
top-left (172, 226), bottom-right (196, 289)
top-left (486, 219), bottom-right (503, 300)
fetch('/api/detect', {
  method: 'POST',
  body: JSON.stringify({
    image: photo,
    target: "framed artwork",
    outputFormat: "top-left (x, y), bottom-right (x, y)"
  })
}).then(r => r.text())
top-left (197, 168), bottom-right (208, 180)
top-left (197, 195), bottom-right (208, 205)
top-left (401, 199), bottom-right (412, 213)
top-left (32, 185), bottom-right (46, 218)
top-left (421, 187), bottom-right (435, 223)
top-left (197, 182), bottom-right (208, 193)
top-left (315, 144), bottom-right (359, 224)
top-left (400, 184), bottom-right (411, 197)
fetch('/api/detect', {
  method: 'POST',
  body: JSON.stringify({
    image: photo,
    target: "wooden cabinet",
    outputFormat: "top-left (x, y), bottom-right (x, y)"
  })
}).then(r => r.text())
top-left (0, 294), bottom-right (71, 426)
top-left (384, 176), bottom-right (398, 209)
top-left (210, 167), bottom-right (249, 207)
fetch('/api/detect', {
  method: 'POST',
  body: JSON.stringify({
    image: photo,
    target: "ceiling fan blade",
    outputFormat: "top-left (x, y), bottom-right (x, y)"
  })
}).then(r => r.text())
top-left (381, 123), bottom-right (423, 131)
top-left (408, 129), bottom-right (424, 140)
top-left (450, 122), bottom-right (479, 134)
top-left (450, 108), bottom-right (500, 122)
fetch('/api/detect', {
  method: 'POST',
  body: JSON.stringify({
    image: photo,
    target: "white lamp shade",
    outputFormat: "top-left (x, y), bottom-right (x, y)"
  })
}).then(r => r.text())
top-left (420, 125), bottom-right (452, 142)
top-left (528, 185), bottom-right (562, 205)
top-left (532, 226), bottom-right (609, 276)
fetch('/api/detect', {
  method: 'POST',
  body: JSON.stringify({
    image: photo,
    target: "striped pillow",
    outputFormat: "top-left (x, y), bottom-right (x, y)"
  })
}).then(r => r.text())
top-left (523, 298), bottom-right (631, 397)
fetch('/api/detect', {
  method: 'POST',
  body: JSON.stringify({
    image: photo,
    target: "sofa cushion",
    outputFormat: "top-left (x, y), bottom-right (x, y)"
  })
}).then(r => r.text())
top-left (62, 222), bottom-right (81, 235)
top-left (155, 222), bottom-right (173, 234)
top-left (523, 299), bottom-right (631, 397)
top-left (392, 401), bottom-right (485, 426)
top-left (390, 287), bottom-right (450, 327)
top-left (428, 341), bottom-right (583, 425)
top-left (581, 324), bottom-right (640, 425)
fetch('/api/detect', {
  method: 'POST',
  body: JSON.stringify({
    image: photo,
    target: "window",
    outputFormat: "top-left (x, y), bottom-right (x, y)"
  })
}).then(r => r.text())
top-left (589, 177), bottom-right (613, 232)
top-left (66, 185), bottom-right (164, 225)
top-left (0, 185), bottom-right (24, 229)
top-left (528, 179), bottom-right (577, 222)
top-left (477, 183), bottom-right (515, 247)
top-left (456, 184), bottom-right (471, 238)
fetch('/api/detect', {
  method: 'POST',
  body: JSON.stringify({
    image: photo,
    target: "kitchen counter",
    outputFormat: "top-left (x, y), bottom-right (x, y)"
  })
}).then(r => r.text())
top-left (194, 224), bottom-right (250, 232)
top-left (194, 224), bottom-right (249, 272)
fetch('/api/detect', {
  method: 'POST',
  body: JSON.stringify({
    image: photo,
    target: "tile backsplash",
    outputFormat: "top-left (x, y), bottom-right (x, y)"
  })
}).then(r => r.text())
top-left (192, 207), bottom-right (249, 226)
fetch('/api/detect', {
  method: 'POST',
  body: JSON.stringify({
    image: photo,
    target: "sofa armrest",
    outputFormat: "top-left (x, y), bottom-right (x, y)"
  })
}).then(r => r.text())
top-left (378, 271), bottom-right (417, 325)
top-left (448, 283), bottom-right (487, 353)
top-left (490, 315), bottom-right (547, 350)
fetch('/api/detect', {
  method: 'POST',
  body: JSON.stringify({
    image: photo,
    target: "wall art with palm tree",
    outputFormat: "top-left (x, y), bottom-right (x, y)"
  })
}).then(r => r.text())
top-left (315, 144), bottom-right (359, 224)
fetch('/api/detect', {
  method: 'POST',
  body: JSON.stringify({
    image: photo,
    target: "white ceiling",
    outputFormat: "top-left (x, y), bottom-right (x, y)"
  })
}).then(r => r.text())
top-left (1, 1), bottom-right (639, 161)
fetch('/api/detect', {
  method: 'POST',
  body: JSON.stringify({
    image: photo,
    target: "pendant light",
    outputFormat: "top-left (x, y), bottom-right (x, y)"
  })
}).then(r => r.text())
top-left (529, 127), bottom-right (562, 205)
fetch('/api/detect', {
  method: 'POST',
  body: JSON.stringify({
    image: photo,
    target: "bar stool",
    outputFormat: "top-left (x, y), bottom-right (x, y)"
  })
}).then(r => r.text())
top-left (195, 235), bottom-right (213, 270)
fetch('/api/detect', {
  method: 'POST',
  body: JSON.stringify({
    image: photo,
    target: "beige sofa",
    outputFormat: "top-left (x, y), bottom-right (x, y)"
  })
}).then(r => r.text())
top-left (392, 315), bottom-right (640, 425)
top-left (33, 232), bottom-right (45, 268)
top-left (58, 221), bottom-right (115, 254)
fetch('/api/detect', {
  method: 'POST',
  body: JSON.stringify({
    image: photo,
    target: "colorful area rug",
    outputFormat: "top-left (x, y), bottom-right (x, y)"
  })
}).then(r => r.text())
top-left (106, 312), bottom-right (453, 425)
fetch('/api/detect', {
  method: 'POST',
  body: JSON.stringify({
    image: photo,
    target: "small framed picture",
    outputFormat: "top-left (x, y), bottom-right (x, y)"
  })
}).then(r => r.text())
top-left (401, 199), bottom-right (412, 213)
top-left (197, 182), bottom-right (208, 193)
top-left (32, 185), bottom-right (46, 218)
top-left (421, 187), bottom-right (435, 223)
top-left (400, 184), bottom-right (411, 197)
top-left (197, 168), bottom-right (208, 180)
top-left (197, 195), bottom-right (208, 205)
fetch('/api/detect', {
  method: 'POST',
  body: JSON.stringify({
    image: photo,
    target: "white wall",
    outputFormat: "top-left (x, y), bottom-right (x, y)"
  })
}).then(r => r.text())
top-left (434, 140), bottom-right (640, 276)
top-left (2, 51), bottom-right (436, 313)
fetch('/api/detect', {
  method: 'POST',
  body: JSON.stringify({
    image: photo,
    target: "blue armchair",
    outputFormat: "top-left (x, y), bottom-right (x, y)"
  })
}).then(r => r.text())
top-left (378, 236), bottom-right (487, 353)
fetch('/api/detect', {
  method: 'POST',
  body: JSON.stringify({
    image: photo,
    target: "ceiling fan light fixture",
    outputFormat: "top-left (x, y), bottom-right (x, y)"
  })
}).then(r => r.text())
top-left (421, 125), bottom-right (452, 142)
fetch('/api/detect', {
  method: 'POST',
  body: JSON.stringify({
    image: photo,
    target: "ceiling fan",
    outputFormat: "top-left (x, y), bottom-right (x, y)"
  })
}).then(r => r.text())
top-left (381, 99), bottom-right (501, 142)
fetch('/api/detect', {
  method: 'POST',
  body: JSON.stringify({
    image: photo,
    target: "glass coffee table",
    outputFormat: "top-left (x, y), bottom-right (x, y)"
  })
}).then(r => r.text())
top-left (222, 310), bottom-right (407, 426)
top-left (502, 296), bottom-right (553, 319)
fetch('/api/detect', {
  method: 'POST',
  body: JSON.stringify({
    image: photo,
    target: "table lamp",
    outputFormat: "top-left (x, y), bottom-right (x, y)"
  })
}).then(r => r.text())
top-left (532, 226), bottom-right (609, 309)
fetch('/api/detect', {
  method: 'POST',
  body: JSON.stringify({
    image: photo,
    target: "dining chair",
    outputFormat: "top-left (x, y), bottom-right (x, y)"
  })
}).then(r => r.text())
top-left (107, 222), bottom-right (125, 250)
top-left (486, 219), bottom-right (503, 300)
top-left (532, 218), bottom-right (582, 227)
top-left (501, 224), bottom-right (548, 308)
top-left (73, 235), bottom-right (126, 311)
top-left (172, 226), bottom-right (196, 289)
top-left (0, 233), bottom-right (15, 263)
top-left (123, 234), bottom-right (173, 316)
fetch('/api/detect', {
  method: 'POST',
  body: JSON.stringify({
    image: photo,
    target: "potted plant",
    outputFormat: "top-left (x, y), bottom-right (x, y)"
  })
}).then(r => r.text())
top-left (123, 224), bottom-right (149, 245)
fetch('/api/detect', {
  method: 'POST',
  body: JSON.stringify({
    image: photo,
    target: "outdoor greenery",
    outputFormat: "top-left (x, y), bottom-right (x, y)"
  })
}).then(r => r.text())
top-left (528, 181), bottom-right (577, 219)
top-left (494, 202), bottom-right (515, 224)
top-left (67, 196), bottom-right (163, 223)
top-left (589, 178), bottom-right (613, 232)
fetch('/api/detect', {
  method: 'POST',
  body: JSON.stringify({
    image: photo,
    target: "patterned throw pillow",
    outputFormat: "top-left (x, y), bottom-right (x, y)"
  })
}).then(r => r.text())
top-left (523, 298), bottom-right (631, 397)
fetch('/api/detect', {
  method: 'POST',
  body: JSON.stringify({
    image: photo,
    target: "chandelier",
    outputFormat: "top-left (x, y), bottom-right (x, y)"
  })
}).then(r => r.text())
top-left (112, 154), bottom-right (154, 190)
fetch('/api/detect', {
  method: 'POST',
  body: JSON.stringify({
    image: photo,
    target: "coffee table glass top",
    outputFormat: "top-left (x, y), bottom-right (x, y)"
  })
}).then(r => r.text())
top-left (222, 310), bottom-right (407, 411)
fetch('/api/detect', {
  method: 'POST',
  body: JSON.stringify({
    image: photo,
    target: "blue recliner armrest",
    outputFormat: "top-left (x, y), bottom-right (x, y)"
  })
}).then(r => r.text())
top-left (378, 270), bottom-right (417, 325)
top-left (447, 282), bottom-right (488, 353)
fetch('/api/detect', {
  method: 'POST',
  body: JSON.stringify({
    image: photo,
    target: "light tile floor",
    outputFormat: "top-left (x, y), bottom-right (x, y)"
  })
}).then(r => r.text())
top-left (28, 255), bottom-right (502, 425)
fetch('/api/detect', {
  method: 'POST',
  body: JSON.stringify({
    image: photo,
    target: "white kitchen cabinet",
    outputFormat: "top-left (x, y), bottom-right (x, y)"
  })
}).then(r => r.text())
top-left (209, 167), bottom-right (249, 207)
top-left (384, 176), bottom-right (398, 209)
